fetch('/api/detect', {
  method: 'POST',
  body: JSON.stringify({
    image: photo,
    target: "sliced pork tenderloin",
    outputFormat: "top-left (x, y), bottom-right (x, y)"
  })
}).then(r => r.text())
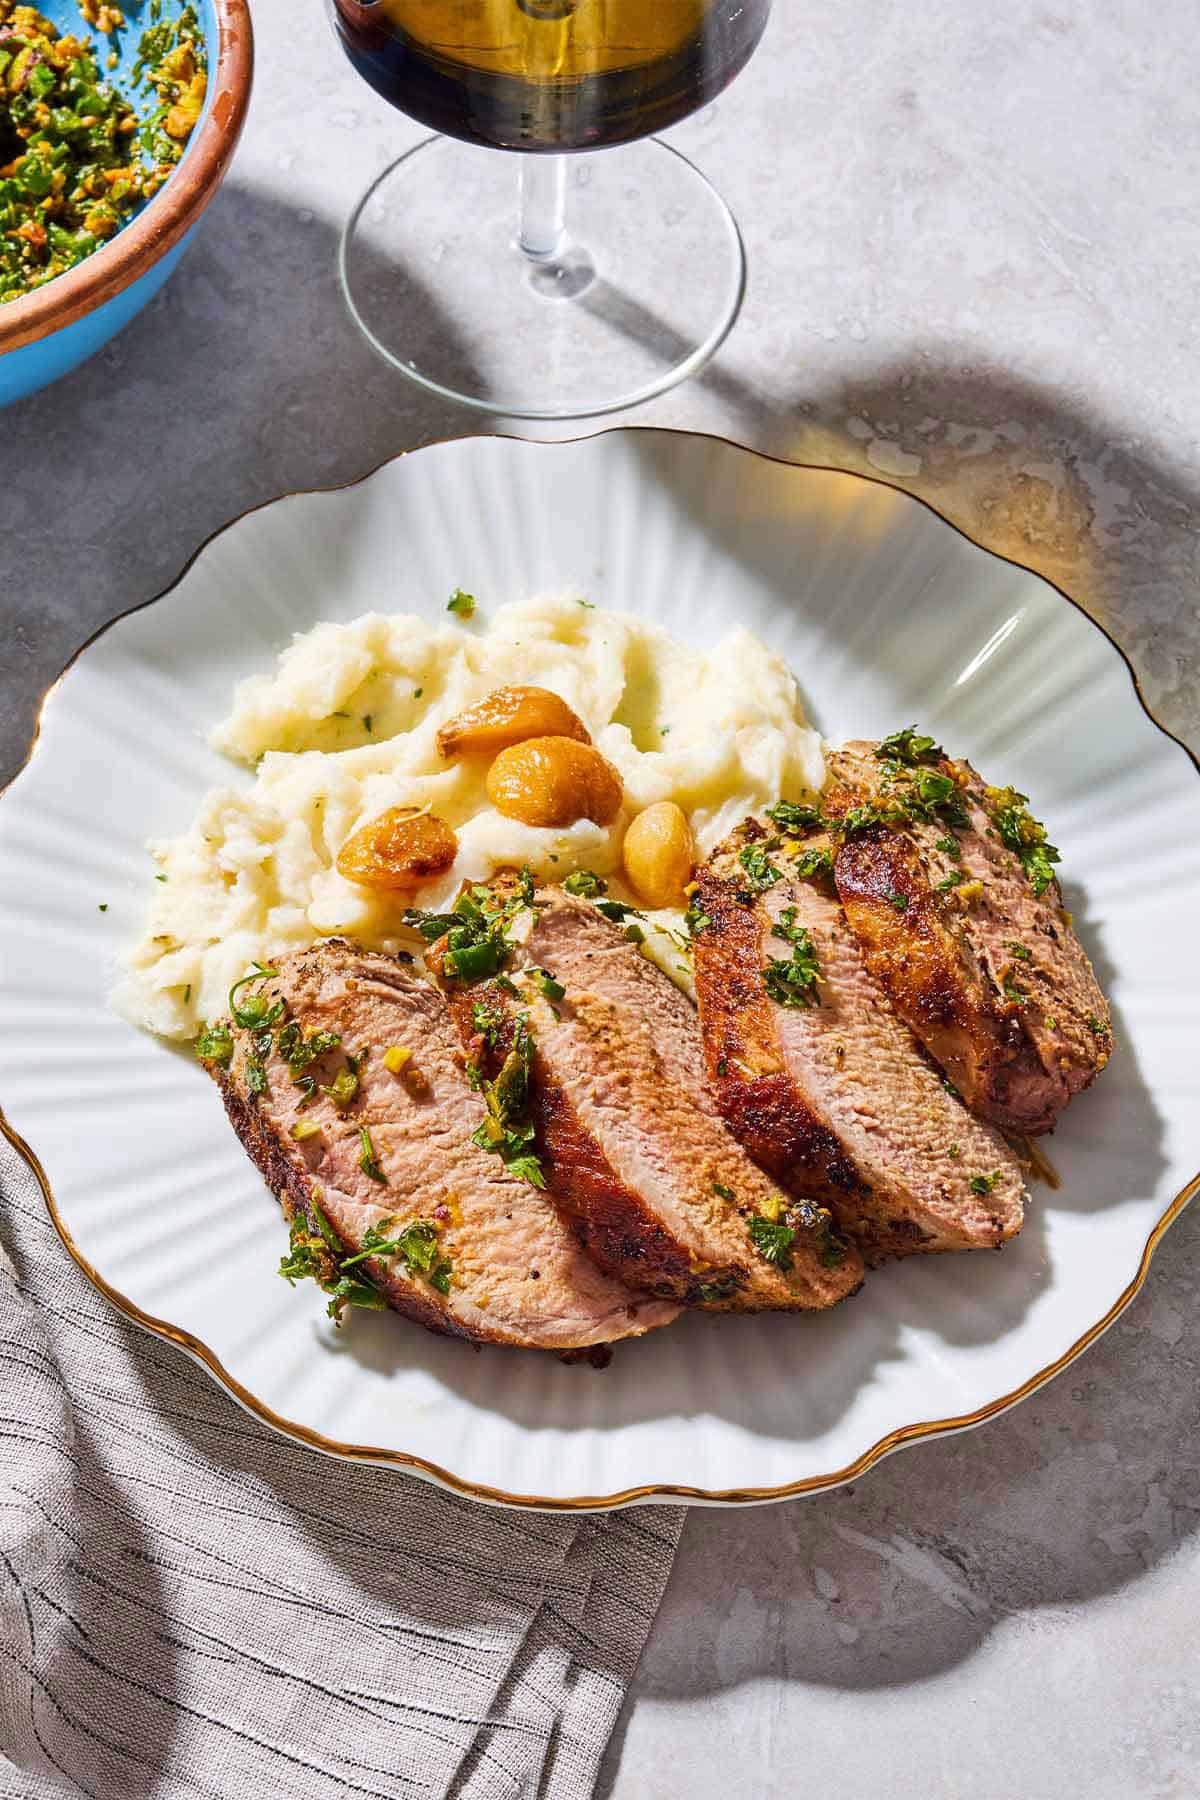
top-left (202, 940), bottom-right (679, 1355)
top-left (692, 824), bottom-right (1026, 1263)
top-left (824, 737), bottom-right (1112, 1135)
top-left (430, 886), bottom-right (863, 1313)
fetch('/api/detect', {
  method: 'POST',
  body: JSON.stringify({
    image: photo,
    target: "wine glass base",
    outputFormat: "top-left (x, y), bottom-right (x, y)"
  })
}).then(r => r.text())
top-left (338, 135), bottom-right (746, 420)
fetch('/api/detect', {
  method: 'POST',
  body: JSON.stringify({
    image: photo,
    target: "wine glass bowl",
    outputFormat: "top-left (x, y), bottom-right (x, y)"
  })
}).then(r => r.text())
top-left (331, 0), bottom-right (773, 417)
top-left (331, 0), bottom-right (771, 152)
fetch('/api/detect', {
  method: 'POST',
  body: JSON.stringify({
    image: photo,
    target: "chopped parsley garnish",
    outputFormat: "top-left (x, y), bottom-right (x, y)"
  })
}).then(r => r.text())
top-left (774, 907), bottom-right (811, 948)
top-left (564, 868), bottom-right (607, 897)
top-left (969, 1170), bottom-right (1002, 1195)
top-left (155, 873), bottom-right (167, 882)
top-left (357, 1126), bottom-right (387, 1184)
top-left (1001, 980), bottom-right (1027, 1006)
top-left (279, 1199), bottom-right (451, 1319)
top-left (935, 835), bottom-right (961, 859)
top-left (341, 1218), bottom-right (402, 1268)
top-left (762, 908), bottom-right (821, 1009)
top-left (766, 800), bottom-right (825, 834)
top-left (445, 934), bottom-right (511, 983)
top-left (532, 968), bottom-right (565, 1004)
top-left (443, 932), bottom-right (510, 985)
top-left (986, 785), bottom-right (1061, 897)
top-left (875, 726), bottom-right (943, 765)
top-left (471, 998), bottom-right (504, 1049)
top-left (760, 1194), bottom-right (845, 1270)
top-left (244, 1054), bottom-right (268, 1096)
top-left (195, 1022), bottom-right (233, 1067)
top-left (748, 1213), bottom-right (795, 1271)
top-left (1086, 1015), bottom-right (1106, 1035)
top-left (229, 964), bottom-right (285, 1030)
top-left (348, 1218), bottom-right (453, 1295)
top-left (277, 1021), bottom-right (341, 1076)
top-left (684, 898), bottom-right (713, 938)
top-left (936, 872), bottom-right (966, 892)
top-left (405, 883), bottom-right (527, 984)
top-left (624, 922), bottom-right (645, 944)
top-left (402, 908), bottom-right (462, 943)
top-left (886, 891), bottom-right (909, 913)
top-left (848, 733), bottom-right (972, 835)
top-left (903, 767), bottom-right (970, 828)
top-left (1008, 942), bottom-right (1032, 961)
top-left (792, 845), bottom-right (836, 883)
top-left (472, 1018), bottom-right (545, 1188)
top-left (278, 1202), bottom-right (376, 1322)
top-left (738, 843), bottom-right (783, 891)
top-left (595, 898), bottom-right (644, 925)
top-left (713, 1182), bottom-right (735, 1202)
top-left (447, 587), bottom-right (477, 618)
top-left (517, 865), bottom-right (537, 906)
top-left (839, 803), bottom-right (887, 836)
top-left (98, 903), bottom-right (108, 912)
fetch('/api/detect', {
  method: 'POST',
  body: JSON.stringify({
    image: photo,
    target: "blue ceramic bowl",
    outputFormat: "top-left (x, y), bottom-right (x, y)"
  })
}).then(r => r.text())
top-left (0, 0), bottom-right (252, 405)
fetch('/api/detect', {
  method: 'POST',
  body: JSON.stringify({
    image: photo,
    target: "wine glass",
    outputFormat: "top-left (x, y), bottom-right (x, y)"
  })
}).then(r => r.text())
top-left (330, 0), bottom-right (773, 418)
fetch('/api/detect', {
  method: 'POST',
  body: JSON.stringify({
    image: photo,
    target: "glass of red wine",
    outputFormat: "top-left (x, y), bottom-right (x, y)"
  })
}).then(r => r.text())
top-left (330, 0), bottom-right (773, 418)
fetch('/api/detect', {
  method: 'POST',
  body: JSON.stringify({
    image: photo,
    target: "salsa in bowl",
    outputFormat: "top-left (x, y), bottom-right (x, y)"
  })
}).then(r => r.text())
top-left (0, 0), bottom-right (250, 402)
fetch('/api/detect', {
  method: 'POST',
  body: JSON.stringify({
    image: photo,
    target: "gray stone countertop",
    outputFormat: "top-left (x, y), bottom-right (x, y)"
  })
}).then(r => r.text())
top-left (3, 3), bottom-right (1197, 1796)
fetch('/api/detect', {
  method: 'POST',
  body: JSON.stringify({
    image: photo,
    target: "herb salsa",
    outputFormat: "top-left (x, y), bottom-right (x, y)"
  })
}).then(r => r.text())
top-left (0, 0), bottom-right (207, 303)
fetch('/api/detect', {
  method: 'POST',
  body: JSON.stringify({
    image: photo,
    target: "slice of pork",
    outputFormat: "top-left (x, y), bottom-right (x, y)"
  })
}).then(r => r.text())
top-left (207, 940), bottom-right (679, 1355)
top-left (692, 826), bottom-right (1026, 1264)
top-left (433, 888), bottom-right (864, 1313)
top-left (825, 740), bottom-right (1112, 1135)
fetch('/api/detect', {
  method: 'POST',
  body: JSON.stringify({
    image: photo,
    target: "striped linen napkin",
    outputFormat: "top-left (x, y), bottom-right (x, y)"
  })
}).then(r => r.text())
top-left (0, 1135), bottom-right (683, 1799)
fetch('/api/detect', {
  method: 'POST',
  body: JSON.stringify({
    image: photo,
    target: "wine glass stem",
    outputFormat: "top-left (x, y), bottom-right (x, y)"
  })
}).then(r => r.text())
top-left (518, 154), bottom-right (567, 261)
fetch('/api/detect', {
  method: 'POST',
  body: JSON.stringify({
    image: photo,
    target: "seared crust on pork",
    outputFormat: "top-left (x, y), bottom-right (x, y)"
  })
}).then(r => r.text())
top-left (825, 741), bottom-right (1112, 1134)
top-left (209, 940), bottom-right (679, 1354)
top-left (434, 887), bottom-right (864, 1312)
top-left (693, 824), bottom-right (1026, 1263)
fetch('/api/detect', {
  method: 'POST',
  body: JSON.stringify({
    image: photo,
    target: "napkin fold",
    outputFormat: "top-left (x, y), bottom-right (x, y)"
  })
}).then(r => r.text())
top-left (0, 1135), bottom-right (682, 1799)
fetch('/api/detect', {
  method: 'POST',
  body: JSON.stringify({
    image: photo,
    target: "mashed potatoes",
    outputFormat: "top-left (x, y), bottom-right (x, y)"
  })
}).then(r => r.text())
top-left (119, 595), bottom-right (824, 1039)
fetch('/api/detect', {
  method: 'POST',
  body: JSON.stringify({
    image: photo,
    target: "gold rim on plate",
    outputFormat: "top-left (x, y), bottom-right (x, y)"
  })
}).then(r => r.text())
top-left (2, 426), bottom-right (1196, 1511)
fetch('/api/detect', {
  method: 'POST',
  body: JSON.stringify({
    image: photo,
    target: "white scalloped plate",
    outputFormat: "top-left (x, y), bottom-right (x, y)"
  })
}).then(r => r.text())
top-left (2, 430), bottom-right (1197, 1511)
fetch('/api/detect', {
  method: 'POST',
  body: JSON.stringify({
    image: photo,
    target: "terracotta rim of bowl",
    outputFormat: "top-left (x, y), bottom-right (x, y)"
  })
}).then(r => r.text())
top-left (0, 0), bottom-right (253, 355)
